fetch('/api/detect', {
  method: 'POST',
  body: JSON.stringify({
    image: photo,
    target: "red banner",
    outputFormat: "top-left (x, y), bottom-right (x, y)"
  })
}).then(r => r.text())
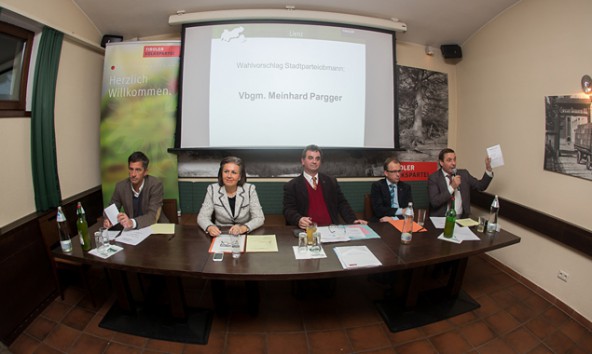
top-left (399, 162), bottom-right (438, 181)
top-left (143, 45), bottom-right (181, 58)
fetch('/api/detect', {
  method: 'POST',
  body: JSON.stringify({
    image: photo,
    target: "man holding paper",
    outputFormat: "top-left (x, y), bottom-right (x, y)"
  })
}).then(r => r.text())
top-left (428, 148), bottom-right (493, 218)
top-left (103, 151), bottom-right (168, 229)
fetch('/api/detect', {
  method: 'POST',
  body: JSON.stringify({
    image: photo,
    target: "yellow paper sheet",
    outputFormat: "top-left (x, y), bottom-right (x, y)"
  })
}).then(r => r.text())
top-left (455, 218), bottom-right (479, 227)
top-left (246, 235), bottom-right (278, 252)
top-left (150, 223), bottom-right (175, 234)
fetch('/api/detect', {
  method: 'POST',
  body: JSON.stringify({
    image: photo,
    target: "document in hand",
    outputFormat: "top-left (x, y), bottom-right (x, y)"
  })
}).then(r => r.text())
top-left (334, 246), bottom-right (382, 269)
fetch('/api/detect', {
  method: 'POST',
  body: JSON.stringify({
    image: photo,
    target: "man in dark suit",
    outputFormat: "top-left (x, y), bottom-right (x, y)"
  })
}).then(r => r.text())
top-left (428, 148), bottom-right (493, 218)
top-left (370, 156), bottom-right (413, 222)
top-left (103, 151), bottom-right (168, 229)
top-left (283, 145), bottom-right (367, 228)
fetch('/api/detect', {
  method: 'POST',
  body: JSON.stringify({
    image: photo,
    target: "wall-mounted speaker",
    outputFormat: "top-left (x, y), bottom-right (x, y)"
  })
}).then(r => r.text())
top-left (440, 44), bottom-right (462, 59)
top-left (101, 35), bottom-right (123, 48)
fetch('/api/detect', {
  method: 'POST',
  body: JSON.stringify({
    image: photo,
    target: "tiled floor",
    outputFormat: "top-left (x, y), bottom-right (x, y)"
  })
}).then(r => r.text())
top-left (8, 255), bottom-right (592, 353)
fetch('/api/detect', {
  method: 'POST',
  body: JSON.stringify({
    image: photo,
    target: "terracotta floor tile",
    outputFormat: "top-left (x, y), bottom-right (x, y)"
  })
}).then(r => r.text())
top-left (42, 323), bottom-right (81, 352)
top-left (145, 338), bottom-right (185, 353)
top-left (41, 301), bottom-right (72, 323)
top-left (338, 303), bottom-right (382, 328)
top-left (183, 331), bottom-right (226, 354)
top-left (386, 327), bottom-right (424, 345)
top-left (358, 348), bottom-right (397, 354)
top-left (506, 283), bottom-right (533, 301)
top-left (506, 301), bottom-right (538, 324)
top-left (103, 341), bottom-right (143, 354)
top-left (476, 338), bottom-right (515, 354)
top-left (26, 316), bottom-right (57, 341)
top-left (84, 312), bottom-right (115, 339)
top-left (558, 319), bottom-right (589, 343)
top-left (69, 333), bottom-right (109, 354)
top-left (31, 343), bottom-right (63, 353)
top-left (522, 293), bottom-right (551, 314)
top-left (59, 286), bottom-right (86, 306)
top-left (308, 329), bottom-right (353, 354)
top-left (473, 295), bottom-right (502, 318)
top-left (543, 330), bottom-right (576, 353)
top-left (110, 331), bottom-right (148, 348)
top-left (266, 332), bottom-right (308, 354)
top-left (263, 310), bottom-right (304, 332)
top-left (503, 327), bottom-right (539, 353)
top-left (541, 306), bottom-right (569, 326)
top-left (429, 330), bottom-right (472, 354)
top-left (393, 339), bottom-right (437, 354)
top-left (61, 306), bottom-right (95, 330)
top-left (421, 319), bottom-right (454, 336)
top-left (302, 308), bottom-right (342, 331)
top-left (459, 320), bottom-right (495, 347)
top-left (225, 333), bottom-right (266, 354)
top-left (9, 333), bottom-right (40, 354)
top-left (448, 310), bottom-right (477, 326)
top-left (527, 343), bottom-right (554, 353)
top-left (485, 310), bottom-right (520, 335)
top-left (526, 316), bottom-right (558, 340)
top-left (490, 288), bottom-right (517, 309)
top-left (346, 323), bottom-right (390, 352)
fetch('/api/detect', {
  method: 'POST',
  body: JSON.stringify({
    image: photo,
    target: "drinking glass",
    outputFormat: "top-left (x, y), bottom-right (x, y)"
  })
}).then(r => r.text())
top-left (416, 209), bottom-right (427, 227)
top-left (298, 232), bottom-right (308, 253)
top-left (306, 222), bottom-right (317, 245)
top-left (231, 234), bottom-right (241, 259)
top-left (477, 217), bottom-right (487, 233)
top-left (309, 232), bottom-right (322, 254)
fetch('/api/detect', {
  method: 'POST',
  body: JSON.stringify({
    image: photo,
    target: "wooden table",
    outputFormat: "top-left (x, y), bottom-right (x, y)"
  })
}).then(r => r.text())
top-left (54, 220), bottom-right (520, 334)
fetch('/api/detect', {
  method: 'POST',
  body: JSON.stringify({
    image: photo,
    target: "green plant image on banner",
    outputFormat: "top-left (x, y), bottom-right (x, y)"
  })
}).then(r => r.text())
top-left (100, 41), bottom-right (180, 207)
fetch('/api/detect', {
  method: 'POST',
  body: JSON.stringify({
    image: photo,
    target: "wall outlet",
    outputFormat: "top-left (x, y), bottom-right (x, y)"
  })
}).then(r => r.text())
top-left (557, 270), bottom-right (569, 282)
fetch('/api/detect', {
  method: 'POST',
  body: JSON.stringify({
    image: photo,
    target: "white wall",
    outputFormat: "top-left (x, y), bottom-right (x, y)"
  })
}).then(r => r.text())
top-left (458, 0), bottom-right (592, 321)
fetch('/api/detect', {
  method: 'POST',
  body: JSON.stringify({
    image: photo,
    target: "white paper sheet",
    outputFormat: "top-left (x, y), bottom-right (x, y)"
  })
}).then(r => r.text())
top-left (209, 234), bottom-right (246, 253)
top-left (487, 144), bottom-right (504, 168)
top-left (115, 227), bottom-right (152, 246)
top-left (334, 246), bottom-right (382, 269)
top-left (104, 203), bottom-right (119, 226)
top-left (88, 244), bottom-right (123, 259)
top-left (430, 217), bottom-right (446, 229)
top-left (437, 226), bottom-right (481, 243)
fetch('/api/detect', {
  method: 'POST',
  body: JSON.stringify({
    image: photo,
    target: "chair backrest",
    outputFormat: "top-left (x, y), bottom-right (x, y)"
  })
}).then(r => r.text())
top-left (363, 193), bottom-right (374, 220)
top-left (38, 210), bottom-right (61, 252)
top-left (162, 199), bottom-right (179, 224)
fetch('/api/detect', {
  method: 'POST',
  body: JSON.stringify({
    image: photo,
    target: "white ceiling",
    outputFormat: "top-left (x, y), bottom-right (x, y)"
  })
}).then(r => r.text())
top-left (72, 0), bottom-right (520, 47)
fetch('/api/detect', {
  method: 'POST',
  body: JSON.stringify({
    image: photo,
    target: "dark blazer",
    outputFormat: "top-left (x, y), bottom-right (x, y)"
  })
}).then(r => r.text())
top-left (370, 179), bottom-right (413, 220)
top-left (283, 173), bottom-right (357, 226)
top-left (427, 169), bottom-right (492, 218)
top-left (109, 175), bottom-right (168, 229)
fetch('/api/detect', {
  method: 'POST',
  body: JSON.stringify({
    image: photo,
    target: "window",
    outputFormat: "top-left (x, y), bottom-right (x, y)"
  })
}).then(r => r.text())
top-left (0, 20), bottom-right (33, 117)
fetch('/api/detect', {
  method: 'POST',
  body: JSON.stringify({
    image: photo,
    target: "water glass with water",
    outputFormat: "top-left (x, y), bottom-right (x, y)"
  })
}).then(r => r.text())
top-left (232, 234), bottom-right (241, 259)
top-left (309, 231), bottom-right (322, 254)
top-left (298, 232), bottom-right (308, 254)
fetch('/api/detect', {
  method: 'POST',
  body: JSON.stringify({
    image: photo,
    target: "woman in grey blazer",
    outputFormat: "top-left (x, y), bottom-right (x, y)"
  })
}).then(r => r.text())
top-left (197, 156), bottom-right (265, 236)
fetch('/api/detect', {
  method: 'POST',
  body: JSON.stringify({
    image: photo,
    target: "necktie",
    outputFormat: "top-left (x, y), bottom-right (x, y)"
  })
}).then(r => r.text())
top-left (312, 176), bottom-right (318, 190)
top-left (389, 184), bottom-right (399, 209)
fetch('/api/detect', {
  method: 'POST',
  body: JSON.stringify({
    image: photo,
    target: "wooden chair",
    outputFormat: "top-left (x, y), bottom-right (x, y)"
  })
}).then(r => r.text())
top-left (38, 210), bottom-right (97, 307)
top-left (161, 198), bottom-right (179, 224)
top-left (363, 193), bottom-right (375, 220)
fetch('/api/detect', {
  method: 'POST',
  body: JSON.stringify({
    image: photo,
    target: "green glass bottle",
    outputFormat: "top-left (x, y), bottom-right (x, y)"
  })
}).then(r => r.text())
top-left (443, 197), bottom-right (456, 238)
top-left (76, 202), bottom-right (91, 251)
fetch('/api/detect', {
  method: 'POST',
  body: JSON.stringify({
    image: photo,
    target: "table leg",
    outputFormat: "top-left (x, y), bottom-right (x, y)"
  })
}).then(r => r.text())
top-left (108, 269), bottom-right (134, 312)
top-left (165, 276), bottom-right (186, 319)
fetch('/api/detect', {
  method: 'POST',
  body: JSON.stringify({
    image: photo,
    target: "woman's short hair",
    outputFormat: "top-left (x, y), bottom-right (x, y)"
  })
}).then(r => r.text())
top-left (217, 156), bottom-right (247, 186)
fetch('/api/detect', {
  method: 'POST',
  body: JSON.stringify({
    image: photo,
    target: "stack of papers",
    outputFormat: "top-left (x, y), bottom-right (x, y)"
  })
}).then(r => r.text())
top-left (334, 246), bottom-right (382, 269)
top-left (316, 224), bottom-right (380, 243)
top-left (292, 246), bottom-right (327, 259)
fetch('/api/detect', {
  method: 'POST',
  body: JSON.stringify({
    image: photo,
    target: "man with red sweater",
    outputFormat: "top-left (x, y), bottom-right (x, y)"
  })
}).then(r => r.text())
top-left (283, 145), bottom-right (367, 228)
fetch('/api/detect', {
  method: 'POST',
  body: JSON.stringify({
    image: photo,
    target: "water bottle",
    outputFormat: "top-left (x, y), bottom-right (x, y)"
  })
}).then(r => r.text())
top-left (486, 195), bottom-right (499, 235)
top-left (443, 197), bottom-right (456, 238)
top-left (401, 202), bottom-right (414, 244)
top-left (57, 206), bottom-right (72, 253)
top-left (76, 202), bottom-right (91, 251)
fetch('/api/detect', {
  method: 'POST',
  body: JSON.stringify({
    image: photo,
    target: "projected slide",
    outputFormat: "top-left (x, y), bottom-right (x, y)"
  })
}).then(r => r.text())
top-left (180, 22), bottom-right (395, 149)
top-left (209, 29), bottom-right (365, 147)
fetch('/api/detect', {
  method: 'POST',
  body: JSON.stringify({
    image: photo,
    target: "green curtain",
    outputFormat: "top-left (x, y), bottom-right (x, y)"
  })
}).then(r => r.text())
top-left (31, 27), bottom-right (64, 211)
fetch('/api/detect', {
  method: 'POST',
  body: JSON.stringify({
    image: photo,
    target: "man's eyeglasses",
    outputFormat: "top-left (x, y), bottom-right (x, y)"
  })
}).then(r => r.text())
top-left (386, 169), bottom-right (402, 174)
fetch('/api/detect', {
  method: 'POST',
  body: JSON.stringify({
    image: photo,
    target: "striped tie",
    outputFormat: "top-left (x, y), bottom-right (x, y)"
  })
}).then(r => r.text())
top-left (312, 176), bottom-right (318, 190)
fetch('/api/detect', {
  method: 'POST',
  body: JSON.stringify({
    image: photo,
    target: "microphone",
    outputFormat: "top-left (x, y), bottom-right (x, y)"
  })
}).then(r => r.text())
top-left (451, 168), bottom-right (457, 177)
